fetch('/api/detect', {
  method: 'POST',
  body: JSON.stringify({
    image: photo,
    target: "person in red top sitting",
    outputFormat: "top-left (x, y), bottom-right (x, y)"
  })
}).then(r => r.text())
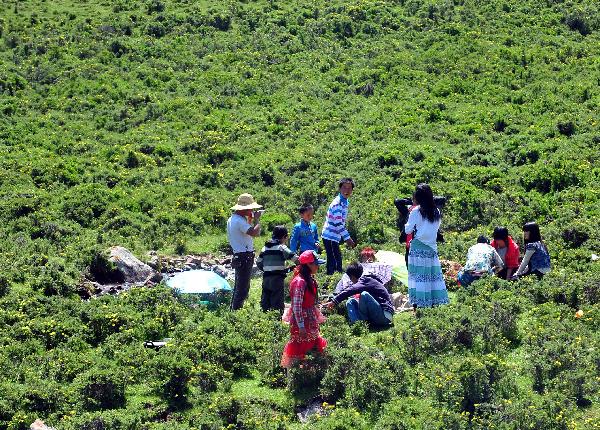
top-left (281, 250), bottom-right (328, 368)
top-left (490, 226), bottom-right (520, 280)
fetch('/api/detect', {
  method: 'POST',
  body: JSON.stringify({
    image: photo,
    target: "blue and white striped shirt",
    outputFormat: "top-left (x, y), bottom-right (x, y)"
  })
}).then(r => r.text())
top-left (321, 194), bottom-right (350, 243)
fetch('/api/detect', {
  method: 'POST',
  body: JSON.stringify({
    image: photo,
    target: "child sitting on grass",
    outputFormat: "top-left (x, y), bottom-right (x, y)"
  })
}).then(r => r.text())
top-left (491, 226), bottom-right (520, 280)
top-left (512, 222), bottom-right (551, 280)
top-left (256, 226), bottom-right (298, 314)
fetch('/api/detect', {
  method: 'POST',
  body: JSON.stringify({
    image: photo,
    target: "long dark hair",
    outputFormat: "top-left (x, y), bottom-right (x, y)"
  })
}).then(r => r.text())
top-left (294, 263), bottom-right (316, 296)
top-left (523, 222), bottom-right (543, 244)
top-left (414, 183), bottom-right (440, 223)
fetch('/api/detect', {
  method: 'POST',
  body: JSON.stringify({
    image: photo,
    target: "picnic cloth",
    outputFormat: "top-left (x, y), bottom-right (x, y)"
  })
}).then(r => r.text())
top-left (375, 250), bottom-right (409, 287)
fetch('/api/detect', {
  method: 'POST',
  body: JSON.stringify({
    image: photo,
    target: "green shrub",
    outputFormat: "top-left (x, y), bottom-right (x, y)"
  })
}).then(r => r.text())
top-left (193, 362), bottom-right (232, 393)
top-left (564, 12), bottom-right (591, 36)
top-left (82, 302), bottom-right (133, 346)
top-left (454, 354), bottom-right (513, 415)
top-left (23, 379), bottom-right (65, 414)
top-left (260, 212), bottom-right (293, 233)
top-left (6, 412), bottom-right (38, 430)
top-left (310, 408), bottom-right (370, 430)
top-left (321, 346), bottom-right (407, 411)
top-left (479, 393), bottom-right (573, 430)
top-left (0, 274), bottom-right (10, 297)
top-left (258, 318), bottom-right (288, 388)
top-left (30, 258), bottom-right (77, 297)
top-left (76, 367), bottom-right (126, 411)
top-left (375, 397), bottom-right (466, 430)
top-left (66, 410), bottom-right (143, 430)
top-left (286, 352), bottom-right (328, 399)
top-left (147, 351), bottom-right (193, 409)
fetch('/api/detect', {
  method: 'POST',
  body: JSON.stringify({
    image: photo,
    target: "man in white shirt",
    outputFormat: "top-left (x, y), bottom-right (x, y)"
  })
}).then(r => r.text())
top-left (227, 193), bottom-right (263, 310)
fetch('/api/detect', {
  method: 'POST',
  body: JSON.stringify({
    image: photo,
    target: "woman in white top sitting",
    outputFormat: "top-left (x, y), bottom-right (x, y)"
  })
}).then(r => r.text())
top-left (404, 183), bottom-right (449, 309)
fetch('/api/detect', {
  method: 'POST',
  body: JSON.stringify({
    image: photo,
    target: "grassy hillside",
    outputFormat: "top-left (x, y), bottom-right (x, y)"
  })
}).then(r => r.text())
top-left (0, 0), bottom-right (599, 428)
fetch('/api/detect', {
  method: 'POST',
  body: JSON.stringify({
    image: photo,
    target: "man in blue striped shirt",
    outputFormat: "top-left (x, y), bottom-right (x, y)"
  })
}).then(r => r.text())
top-left (322, 178), bottom-right (356, 275)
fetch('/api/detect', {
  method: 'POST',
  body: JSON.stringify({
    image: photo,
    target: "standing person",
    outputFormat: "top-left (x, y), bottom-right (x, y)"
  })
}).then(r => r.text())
top-left (490, 226), bottom-right (520, 280)
top-left (404, 183), bottom-right (449, 309)
top-left (321, 178), bottom-right (356, 275)
top-left (395, 198), bottom-right (419, 267)
top-left (457, 236), bottom-right (504, 287)
top-left (281, 251), bottom-right (328, 368)
top-left (290, 204), bottom-right (320, 254)
top-left (512, 222), bottom-right (551, 280)
top-left (256, 226), bottom-right (299, 313)
top-left (227, 193), bottom-right (263, 310)
top-left (324, 262), bottom-right (394, 327)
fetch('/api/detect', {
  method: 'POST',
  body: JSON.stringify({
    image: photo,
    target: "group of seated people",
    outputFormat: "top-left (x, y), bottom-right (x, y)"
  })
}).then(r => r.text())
top-left (324, 221), bottom-right (552, 327)
top-left (457, 222), bottom-right (551, 287)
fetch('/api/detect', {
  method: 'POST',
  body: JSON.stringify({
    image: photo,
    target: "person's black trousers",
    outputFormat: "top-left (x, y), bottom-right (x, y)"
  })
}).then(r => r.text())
top-left (260, 274), bottom-right (285, 313)
top-left (323, 239), bottom-right (343, 275)
top-left (230, 251), bottom-right (255, 310)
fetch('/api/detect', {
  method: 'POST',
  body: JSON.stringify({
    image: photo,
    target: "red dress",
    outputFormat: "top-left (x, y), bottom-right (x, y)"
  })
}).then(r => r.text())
top-left (281, 274), bottom-right (327, 368)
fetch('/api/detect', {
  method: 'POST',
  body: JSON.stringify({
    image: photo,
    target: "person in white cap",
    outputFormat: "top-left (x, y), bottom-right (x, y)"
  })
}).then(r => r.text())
top-left (227, 193), bottom-right (263, 310)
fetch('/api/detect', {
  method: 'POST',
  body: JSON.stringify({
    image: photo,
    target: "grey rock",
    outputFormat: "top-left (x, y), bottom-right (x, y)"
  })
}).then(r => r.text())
top-left (108, 246), bottom-right (157, 284)
top-left (147, 256), bottom-right (159, 269)
top-left (297, 398), bottom-right (327, 423)
top-left (30, 419), bottom-right (56, 430)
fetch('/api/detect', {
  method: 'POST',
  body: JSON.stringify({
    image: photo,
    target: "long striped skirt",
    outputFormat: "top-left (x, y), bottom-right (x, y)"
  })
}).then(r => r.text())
top-left (407, 239), bottom-right (449, 308)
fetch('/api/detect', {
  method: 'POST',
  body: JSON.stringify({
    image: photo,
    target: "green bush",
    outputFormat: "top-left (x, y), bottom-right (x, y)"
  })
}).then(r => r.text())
top-left (310, 408), bottom-right (370, 430)
top-left (82, 302), bottom-right (133, 346)
top-left (453, 354), bottom-right (513, 415)
top-left (321, 346), bottom-right (407, 411)
top-left (260, 212), bottom-right (293, 233)
top-left (147, 351), bottom-right (193, 409)
top-left (193, 362), bottom-right (232, 394)
top-left (30, 258), bottom-right (77, 297)
top-left (23, 379), bottom-right (65, 414)
top-left (375, 397), bottom-right (466, 430)
top-left (0, 274), bottom-right (10, 297)
top-left (286, 352), bottom-right (328, 399)
top-left (76, 367), bottom-right (126, 411)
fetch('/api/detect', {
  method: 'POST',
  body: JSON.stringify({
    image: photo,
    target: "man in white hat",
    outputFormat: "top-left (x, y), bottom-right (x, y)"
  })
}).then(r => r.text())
top-left (227, 193), bottom-right (263, 310)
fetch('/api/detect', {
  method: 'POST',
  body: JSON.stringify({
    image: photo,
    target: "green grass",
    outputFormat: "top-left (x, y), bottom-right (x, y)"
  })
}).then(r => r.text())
top-left (1, 0), bottom-right (599, 427)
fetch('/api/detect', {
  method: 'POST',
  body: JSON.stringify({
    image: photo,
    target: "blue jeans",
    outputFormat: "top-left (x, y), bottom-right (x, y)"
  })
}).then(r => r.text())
top-left (457, 270), bottom-right (481, 288)
top-left (346, 292), bottom-right (391, 327)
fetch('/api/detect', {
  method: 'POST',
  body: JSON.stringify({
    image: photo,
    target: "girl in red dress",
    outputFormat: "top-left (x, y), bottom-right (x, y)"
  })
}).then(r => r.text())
top-left (281, 250), bottom-right (328, 368)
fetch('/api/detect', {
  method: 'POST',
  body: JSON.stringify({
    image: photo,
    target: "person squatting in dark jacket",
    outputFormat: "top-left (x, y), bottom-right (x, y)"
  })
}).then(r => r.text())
top-left (324, 262), bottom-right (394, 327)
top-left (256, 226), bottom-right (299, 313)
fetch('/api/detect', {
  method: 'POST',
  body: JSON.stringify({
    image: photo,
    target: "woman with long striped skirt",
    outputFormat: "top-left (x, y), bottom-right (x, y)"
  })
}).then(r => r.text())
top-left (404, 184), bottom-right (449, 310)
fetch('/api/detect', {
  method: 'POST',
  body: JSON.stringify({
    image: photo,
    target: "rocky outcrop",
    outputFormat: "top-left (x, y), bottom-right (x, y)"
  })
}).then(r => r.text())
top-left (79, 248), bottom-right (258, 299)
top-left (108, 246), bottom-right (157, 284)
top-left (148, 252), bottom-right (236, 280)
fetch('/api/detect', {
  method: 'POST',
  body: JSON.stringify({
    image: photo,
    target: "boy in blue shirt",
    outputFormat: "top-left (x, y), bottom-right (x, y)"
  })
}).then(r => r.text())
top-left (290, 204), bottom-right (321, 254)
